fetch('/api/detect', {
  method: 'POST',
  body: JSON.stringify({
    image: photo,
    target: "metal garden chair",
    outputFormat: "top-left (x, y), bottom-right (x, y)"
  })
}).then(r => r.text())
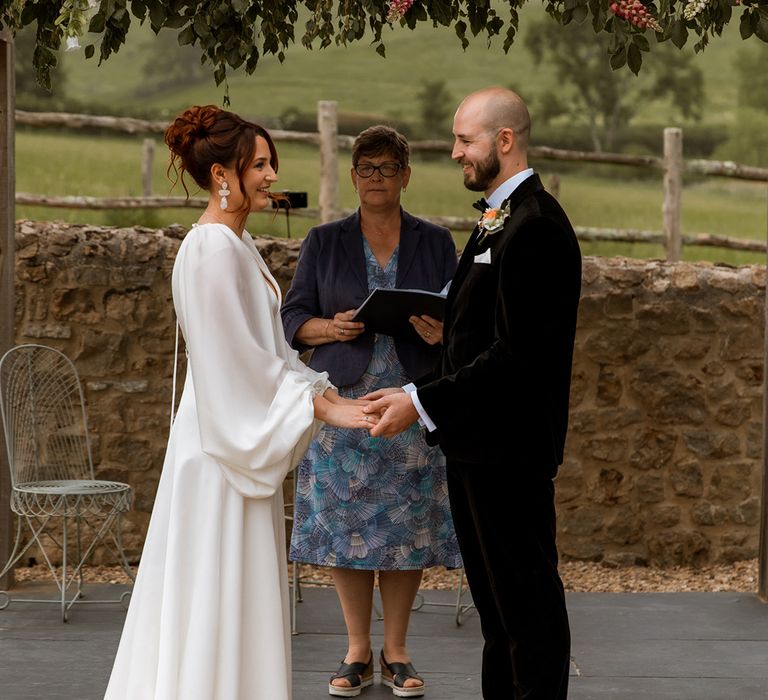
top-left (0, 344), bottom-right (134, 621)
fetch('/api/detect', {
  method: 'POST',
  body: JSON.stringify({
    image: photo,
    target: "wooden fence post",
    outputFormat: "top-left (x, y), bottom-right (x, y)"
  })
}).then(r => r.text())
top-left (142, 138), bottom-right (155, 197)
top-left (663, 127), bottom-right (683, 262)
top-left (318, 101), bottom-right (339, 224)
top-left (0, 31), bottom-right (15, 590)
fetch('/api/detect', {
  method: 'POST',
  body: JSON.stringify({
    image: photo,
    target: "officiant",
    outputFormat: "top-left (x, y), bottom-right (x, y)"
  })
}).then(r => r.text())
top-left (281, 125), bottom-right (460, 697)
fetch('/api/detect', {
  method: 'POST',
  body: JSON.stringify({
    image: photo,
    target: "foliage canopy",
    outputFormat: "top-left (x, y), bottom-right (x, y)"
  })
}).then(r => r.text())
top-left (1, 0), bottom-right (767, 103)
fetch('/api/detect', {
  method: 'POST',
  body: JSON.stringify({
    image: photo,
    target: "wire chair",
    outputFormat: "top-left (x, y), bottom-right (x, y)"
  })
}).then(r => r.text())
top-left (0, 344), bottom-right (135, 621)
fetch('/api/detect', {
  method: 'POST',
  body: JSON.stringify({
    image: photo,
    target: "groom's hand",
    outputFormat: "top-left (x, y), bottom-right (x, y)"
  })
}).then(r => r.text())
top-left (359, 387), bottom-right (404, 401)
top-left (364, 392), bottom-right (419, 438)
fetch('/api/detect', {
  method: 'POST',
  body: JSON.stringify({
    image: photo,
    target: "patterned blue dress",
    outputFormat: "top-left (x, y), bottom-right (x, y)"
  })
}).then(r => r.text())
top-left (290, 240), bottom-right (463, 570)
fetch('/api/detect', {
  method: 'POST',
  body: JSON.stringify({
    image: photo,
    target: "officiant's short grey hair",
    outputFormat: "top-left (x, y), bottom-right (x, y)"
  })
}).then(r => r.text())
top-left (352, 125), bottom-right (410, 167)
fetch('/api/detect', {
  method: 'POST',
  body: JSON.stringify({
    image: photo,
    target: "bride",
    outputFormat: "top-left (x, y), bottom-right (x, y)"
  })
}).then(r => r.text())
top-left (104, 105), bottom-right (377, 700)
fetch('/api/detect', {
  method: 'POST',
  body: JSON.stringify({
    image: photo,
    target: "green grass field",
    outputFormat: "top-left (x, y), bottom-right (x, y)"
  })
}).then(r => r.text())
top-left (15, 5), bottom-right (768, 264)
top-left (16, 132), bottom-right (767, 265)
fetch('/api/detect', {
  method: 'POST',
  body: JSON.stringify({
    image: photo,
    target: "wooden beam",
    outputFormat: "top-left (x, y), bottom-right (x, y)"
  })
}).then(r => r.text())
top-left (0, 30), bottom-right (15, 590)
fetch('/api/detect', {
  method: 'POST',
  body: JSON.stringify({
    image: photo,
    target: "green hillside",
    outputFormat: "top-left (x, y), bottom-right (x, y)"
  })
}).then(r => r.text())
top-left (52, 5), bottom-right (755, 130)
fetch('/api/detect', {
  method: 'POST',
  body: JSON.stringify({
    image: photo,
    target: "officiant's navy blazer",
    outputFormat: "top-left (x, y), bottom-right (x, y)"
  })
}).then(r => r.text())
top-left (281, 209), bottom-right (457, 387)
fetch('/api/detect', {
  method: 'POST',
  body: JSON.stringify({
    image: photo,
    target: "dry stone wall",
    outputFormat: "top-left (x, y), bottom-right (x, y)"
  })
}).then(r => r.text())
top-left (11, 222), bottom-right (765, 566)
top-left (562, 257), bottom-right (765, 566)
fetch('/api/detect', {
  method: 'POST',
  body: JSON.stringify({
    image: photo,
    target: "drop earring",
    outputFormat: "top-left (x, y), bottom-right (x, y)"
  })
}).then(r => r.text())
top-left (218, 180), bottom-right (230, 210)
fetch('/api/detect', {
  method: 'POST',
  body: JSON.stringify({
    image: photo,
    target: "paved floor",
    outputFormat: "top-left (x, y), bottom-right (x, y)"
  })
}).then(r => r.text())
top-left (1, 581), bottom-right (768, 699)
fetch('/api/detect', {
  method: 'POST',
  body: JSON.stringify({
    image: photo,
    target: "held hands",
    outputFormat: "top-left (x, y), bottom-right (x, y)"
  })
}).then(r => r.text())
top-left (318, 391), bottom-right (380, 430)
top-left (361, 388), bottom-right (419, 438)
top-left (326, 402), bottom-right (380, 431)
top-left (326, 309), bottom-right (365, 343)
top-left (409, 314), bottom-right (443, 345)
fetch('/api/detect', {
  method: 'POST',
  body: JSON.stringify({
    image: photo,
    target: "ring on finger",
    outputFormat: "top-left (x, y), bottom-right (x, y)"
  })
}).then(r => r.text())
top-left (425, 331), bottom-right (431, 338)
top-left (340, 328), bottom-right (345, 336)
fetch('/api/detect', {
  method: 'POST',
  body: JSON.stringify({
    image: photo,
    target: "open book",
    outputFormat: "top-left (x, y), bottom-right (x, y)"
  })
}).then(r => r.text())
top-left (352, 287), bottom-right (446, 338)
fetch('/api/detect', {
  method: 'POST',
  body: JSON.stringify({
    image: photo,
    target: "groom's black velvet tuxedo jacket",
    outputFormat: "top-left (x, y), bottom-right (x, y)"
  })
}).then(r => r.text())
top-left (417, 174), bottom-right (582, 476)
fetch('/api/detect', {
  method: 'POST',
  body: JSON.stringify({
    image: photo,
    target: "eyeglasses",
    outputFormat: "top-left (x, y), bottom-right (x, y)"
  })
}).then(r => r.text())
top-left (353, 162), bottom-right (402, 178)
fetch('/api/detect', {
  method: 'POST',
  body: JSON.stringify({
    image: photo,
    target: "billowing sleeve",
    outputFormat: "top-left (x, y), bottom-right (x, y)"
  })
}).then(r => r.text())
top-left (175, 237), bottom-right (331, 498)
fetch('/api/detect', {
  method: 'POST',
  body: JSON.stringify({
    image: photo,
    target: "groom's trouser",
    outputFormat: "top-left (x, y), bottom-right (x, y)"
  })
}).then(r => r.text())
top-left (447, 459), bottom-right (570, 700)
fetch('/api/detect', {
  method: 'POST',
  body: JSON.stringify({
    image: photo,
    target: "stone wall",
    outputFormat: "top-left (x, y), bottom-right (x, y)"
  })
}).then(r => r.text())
top-left (10, 222), bottom-right (766, 566)
top-left (562, 257), bottom-right (764, 566)
top-left (12, 221), bottom-right (303, 562)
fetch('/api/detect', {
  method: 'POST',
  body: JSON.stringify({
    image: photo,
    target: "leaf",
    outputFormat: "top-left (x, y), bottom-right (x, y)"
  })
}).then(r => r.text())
top-left (148, 3), bottom-right (165, 28)
top-left (376, 42), bottom-right (386, 57)
top-left (193, 15), bottom-right (211, 40)
top-left (740, 11), bottom-right (755, 39)
top-left (610, 46), bottom-right (627, 69)
top-left (627, 42), bottom-right (642, 74)
top-left (572, 5), bottom-right (589, 22)
top-left (164, 14), bottom-right (188, 29)
top-left (89, 12), bottom-right (106, 33)
top-left (756, 15), bottom-right (768, 42)
top-left (634, 34), bottom-right (650, 52)
top-left (178, 25), bottom-right (195, 45)
top-left (84, 43), bottom-right (95, 59)
top-left (131, 1), bottom-right (147, 21)
top-left (669, 18), bottom-right (688, 48)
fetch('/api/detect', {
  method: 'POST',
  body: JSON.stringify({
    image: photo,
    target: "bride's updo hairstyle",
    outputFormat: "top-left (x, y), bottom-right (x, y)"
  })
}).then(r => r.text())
top-left (164, 105), bottom-right (279, 210)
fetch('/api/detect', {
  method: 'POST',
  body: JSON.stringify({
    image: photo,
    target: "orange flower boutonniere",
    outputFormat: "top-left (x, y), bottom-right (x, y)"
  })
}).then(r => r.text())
top-left (477, 201), bottom-right (511, 245)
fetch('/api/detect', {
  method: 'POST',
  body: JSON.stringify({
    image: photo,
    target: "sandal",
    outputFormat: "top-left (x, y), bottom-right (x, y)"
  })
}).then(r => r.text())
top-left (380, 650), bottom-right (425, 698)
top-left (328, 652), bottom-right (374, 697)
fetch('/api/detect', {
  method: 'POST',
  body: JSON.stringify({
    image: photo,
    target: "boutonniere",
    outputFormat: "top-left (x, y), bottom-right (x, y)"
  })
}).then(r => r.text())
top-left (477, 201), bottom-right (510, 245)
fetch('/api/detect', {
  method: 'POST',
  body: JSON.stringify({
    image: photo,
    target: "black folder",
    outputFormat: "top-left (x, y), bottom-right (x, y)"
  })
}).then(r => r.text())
top-left (352, 287), bottom-right (446, 338)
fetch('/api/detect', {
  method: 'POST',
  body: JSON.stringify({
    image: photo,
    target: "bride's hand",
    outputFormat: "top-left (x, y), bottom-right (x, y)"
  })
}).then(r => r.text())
top-left (322, 391), bottom-right (367, 407)
top-left (325, 403), bottom-right (380, 430)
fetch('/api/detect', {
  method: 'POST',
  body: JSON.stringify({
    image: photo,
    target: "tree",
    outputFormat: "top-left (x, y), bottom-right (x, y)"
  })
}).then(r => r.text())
top-left (0, 0), bottom-right (766, 101)
top-left (526, 17), bottom-right (704, 151)
top-left (137, 29), bottom-right (210, 97)
top-left (416, 79), bottom-right (453, 138)
top-left (734, 42), bottom-right (768, 110)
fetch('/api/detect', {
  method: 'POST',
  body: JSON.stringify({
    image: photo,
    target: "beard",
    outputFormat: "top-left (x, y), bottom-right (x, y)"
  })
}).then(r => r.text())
top-left (462, 146), bottom-right (501, 192)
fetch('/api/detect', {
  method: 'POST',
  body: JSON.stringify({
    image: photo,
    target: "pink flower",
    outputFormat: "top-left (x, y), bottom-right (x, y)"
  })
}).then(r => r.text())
top-left (387, 0), bottom-right (414, 22)
top-left (609, 0), bottom-right (663, 31)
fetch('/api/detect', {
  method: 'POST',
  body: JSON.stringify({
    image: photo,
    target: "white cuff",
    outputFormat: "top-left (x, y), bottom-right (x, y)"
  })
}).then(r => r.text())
top-left (403, 383), bottom-right (437, 433)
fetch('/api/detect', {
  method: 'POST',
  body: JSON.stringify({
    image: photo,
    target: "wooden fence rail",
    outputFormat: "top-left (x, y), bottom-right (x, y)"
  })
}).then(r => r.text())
top-left (14, 106), bottom-right (768, 260)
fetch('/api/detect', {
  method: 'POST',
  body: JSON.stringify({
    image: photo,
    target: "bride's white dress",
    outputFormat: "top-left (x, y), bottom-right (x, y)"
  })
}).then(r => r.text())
top-left (104, 223), bottom-right (331, 700)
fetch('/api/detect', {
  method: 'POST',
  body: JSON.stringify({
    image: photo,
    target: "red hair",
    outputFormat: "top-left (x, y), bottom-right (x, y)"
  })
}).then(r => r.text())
top-left (164, 105), bottom-right (280, 214)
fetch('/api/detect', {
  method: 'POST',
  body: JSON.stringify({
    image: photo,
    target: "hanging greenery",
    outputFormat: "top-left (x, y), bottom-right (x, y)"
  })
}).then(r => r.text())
top-left (1, 0), bottom-right (766, 103)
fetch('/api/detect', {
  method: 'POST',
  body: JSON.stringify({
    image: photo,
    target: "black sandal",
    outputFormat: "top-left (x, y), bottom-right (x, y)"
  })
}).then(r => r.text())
top-left (328, 653), bottom-right (374, 697)
top-left (380, 650), bottom-right (425, 698)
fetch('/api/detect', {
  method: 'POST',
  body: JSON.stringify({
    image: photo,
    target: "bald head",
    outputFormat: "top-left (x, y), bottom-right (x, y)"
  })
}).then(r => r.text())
top-left (456, 88), bottom-right (531, 151)
top-left (451, 87), bottom-right (531, 193)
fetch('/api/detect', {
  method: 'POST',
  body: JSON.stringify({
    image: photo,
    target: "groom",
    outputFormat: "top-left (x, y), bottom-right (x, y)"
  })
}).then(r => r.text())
top-left (365, 87), bottom-right (581, 699)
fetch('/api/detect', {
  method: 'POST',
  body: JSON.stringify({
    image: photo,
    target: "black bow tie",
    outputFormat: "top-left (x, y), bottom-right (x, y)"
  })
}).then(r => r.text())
top-left (472, 198), bottom-right (489, 213)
